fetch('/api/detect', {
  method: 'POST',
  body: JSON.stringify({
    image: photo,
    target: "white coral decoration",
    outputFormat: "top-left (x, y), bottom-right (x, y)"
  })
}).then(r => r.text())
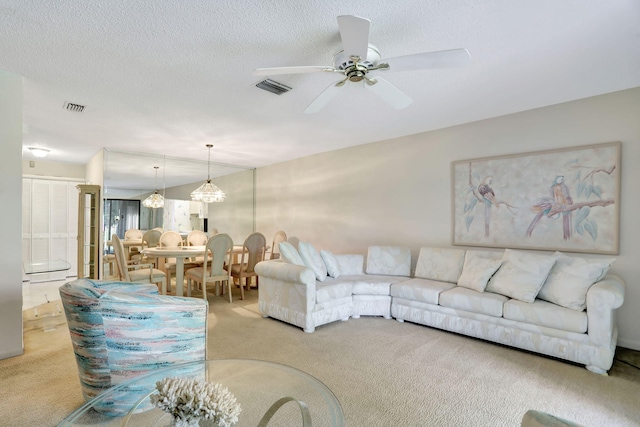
top-left (151, 377), bottom-right (241, 427)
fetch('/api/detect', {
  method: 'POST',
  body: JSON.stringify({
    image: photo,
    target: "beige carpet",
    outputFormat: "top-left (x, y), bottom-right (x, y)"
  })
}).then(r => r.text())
top-left (2, 288), bottom-right (640, 427)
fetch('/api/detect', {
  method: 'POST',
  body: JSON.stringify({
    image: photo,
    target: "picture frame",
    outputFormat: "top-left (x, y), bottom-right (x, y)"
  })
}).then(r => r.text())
top-left (451, 141), bottom-right (621, 254)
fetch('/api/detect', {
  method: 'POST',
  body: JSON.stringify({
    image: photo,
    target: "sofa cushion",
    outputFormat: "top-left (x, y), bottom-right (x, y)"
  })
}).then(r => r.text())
top-left (486, 249), bottom-right (557, 303)
top-left (315, 279), bottom-right (353, 304)
top-left (298, 241), bottom-right (328, 282)
top-left (503, 299), bottom-right (587, 333)
top-left (320, 250), bottom-right (340, 278)
top-left (390, 278), bottom-right (456, 305)
top-left (457, 253), bottom-right (503, 292)
top-left (279, 241), bottom-right (305, 266)
top-left (336, 254), bottom-right (364, 275)
top-left (341, 274), bottom-right (409, 296)
top-left (439, 287), bottom-right (508, 318)
top-left (537, 252), bottom-right (615, 311)
top-left (414, 247), bottom-right (466, 283)
top-left (366, 246), bottom-right (411, 276)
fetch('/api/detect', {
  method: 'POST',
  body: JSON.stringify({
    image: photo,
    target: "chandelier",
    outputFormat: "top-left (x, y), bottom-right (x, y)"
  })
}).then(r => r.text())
top-left (191, 144), bottom-right (226, 203)
top-left (142, 166), bottom-right (165, 209)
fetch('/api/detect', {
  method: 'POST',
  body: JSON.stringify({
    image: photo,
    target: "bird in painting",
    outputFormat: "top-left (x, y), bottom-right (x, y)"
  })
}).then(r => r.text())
top-left (526, 175), bottom-right (573, 239)
top-left (551, 175), bottom-right (573, 240)
top-left (477, 176), bottom-right (497, 237)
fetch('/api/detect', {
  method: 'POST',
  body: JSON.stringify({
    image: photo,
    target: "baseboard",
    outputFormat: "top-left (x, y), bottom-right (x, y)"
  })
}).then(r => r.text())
top-left (617, 338), bottom-right (640, 352)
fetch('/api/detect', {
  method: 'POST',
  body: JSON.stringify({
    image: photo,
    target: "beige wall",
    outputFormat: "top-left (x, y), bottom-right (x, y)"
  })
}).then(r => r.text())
top-left (0, 70), bottom-right (24, 359)
top-left (22, 159), bottom-right (85, 179)
top-left (256, 87), bottom-right (640, 350)
top-left (164, 169), bottom-right (255, 245)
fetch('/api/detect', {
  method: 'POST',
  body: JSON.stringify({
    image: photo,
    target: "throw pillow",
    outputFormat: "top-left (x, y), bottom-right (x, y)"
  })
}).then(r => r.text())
top-left (537, 252), bottom-right (615, 311)
top-left (486, 249), bottom-right (557, 303)
top-left (320, 250), bottom-right (340, 278)
top-left (278, 241), bottom-right (305, 266)
top-left (457, 254), bottom-right (503, 292)
top-left (298, 241), bottom-right (328, 281)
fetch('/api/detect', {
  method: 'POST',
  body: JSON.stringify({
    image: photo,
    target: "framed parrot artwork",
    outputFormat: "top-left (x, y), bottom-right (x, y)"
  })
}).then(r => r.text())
top-left (451, 141), bottom-right (620, 254)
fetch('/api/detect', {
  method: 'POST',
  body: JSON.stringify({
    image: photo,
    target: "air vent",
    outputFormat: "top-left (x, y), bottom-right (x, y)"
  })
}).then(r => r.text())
top-left (255, 79), bottom-right (292, 95)
top-left (63, 102), bottom-right (86, 113)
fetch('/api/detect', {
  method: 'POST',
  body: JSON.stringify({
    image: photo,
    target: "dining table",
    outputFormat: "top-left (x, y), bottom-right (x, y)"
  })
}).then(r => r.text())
top-left (141, 245), bottom-right (206, 296)
top-left (141, 244), bottom-right (267, 297)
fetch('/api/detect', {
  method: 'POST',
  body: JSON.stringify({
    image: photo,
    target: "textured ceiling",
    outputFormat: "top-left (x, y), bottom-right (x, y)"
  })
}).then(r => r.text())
top-left (2, 1), bottom-right (640, 184)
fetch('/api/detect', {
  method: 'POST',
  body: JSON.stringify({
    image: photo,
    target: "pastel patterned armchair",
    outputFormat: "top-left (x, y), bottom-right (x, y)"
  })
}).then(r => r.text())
top-left (59, 278), bottom-right (208, 415)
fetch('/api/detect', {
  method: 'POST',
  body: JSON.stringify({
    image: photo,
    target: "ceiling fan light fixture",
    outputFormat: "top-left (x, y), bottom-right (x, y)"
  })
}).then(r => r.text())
top-left (142, 166), bottom-right (165, 208)
top-left (28, 147), bottom-right (50, 158)
top-left (191, 144), bottom-right (226, 203)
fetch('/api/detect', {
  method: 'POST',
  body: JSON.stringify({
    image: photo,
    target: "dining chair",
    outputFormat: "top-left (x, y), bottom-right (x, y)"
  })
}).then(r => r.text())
top-left (112, 234), bottom-right (168, 294)
top-left (186, 229), bottom-right (209, 268)
top-left (185, 233), bottom-right (234, 301)
top-left (130, 229), bottom-right (162, 266)
top-left (124, 228), bottom-right (144, 258)
top-left (230, 232), bottom-right (267, 300)
top-left (160, 231), bottom-right (200, 292)
top-left (269, 230), bottom-right (288, 260)
top-left (187, 230), bottom-right (208, 246)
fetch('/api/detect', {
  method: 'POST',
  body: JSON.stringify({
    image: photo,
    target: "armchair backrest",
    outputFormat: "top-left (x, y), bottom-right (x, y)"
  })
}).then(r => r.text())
top-left (99, 291), bottom-right (208, 414)
top-left (59, 279), bottom-right (158, 403)
top-left (59, 278), bottom-right (207, 416)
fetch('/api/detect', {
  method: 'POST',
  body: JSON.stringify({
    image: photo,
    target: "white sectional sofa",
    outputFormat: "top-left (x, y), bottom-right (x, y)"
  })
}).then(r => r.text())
top-left (255, 243), bottom-right (625, 374)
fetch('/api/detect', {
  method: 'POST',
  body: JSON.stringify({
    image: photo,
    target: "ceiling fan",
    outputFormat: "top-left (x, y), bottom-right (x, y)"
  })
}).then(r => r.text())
top-left (253, 15), bottom-right (471, 113)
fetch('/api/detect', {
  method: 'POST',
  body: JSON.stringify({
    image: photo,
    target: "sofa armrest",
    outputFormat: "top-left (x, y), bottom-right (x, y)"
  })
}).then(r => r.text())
top-left (255, 260), bottom-right (317, 287)
top-left (586, 274), bottom-right (625, 346)
top-left (256, 260), bottom-right (318, 316)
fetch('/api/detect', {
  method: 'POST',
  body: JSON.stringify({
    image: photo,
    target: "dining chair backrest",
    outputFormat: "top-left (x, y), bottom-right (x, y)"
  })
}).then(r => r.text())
top-left (210, 227), bottom-right (219, 235)
top-left (141, 229), bottom-right (162, 248)
top-left (242, 232), bottom-right (267, 274)
top-left (205, 234), bottom-right (234, 276)
top-left (187, 230), bottom-right (208, 246)
top-left (159, 231), bottom-right (183, 248)
top-left (124, 228), bottom-right (143, 241)
top-left (270, 230), bottom-right (287, 260)
top-left (112, 234), bottom-right (130, 282)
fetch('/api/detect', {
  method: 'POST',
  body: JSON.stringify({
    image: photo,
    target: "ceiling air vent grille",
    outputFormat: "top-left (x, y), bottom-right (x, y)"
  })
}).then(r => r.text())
top-left (255, 79), bottom-right (292, 95)
top-left (63, 102), bottom-right (86, 113)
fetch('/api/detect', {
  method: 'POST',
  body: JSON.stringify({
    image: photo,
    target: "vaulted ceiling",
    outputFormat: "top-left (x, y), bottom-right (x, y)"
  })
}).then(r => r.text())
top-left (3, 1), bottom-right (640, 174)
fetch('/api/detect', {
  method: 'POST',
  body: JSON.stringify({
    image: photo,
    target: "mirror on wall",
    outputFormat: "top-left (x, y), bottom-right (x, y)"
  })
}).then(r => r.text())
top-left (103, 149), bottom-right (255, 245)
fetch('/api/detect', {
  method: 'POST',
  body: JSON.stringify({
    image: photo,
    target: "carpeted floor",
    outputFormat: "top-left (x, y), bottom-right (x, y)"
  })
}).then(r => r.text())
top-left (2, 287), bottom-right (640, 427)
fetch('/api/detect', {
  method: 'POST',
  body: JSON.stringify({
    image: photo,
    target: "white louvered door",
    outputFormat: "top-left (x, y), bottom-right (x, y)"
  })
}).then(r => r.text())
top-left (22, 178), bottom-right (83, 281)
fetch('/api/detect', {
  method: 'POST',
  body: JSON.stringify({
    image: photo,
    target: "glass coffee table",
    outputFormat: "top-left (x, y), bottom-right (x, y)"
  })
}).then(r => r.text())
top-left (59, 359), bottom-right (344, 426)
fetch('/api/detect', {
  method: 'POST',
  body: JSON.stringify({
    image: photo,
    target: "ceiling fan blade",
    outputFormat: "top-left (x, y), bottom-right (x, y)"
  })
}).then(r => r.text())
top-left (384, 48), bottom-right (471, 72)
top-left (364, 77), bottom-right (413, 110)
top-left (337, 15), bottom-right (371, 60)
top-left (253, 66), bottom-right (335, 76)
top-left (304, 81), bottom-right (344, 114)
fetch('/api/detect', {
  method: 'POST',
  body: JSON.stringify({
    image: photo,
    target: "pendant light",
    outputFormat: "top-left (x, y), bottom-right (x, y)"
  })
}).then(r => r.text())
top-left (142, 166), bottom-right (165, 208)
top-left (190, 144), bottom-right (226, 203)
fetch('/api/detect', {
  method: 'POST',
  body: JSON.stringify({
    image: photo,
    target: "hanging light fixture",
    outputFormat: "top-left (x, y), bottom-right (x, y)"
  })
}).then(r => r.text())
top-left (191, 144), bottom-right (226, 203)
top-left (142, 166), bottom-right (165, 208)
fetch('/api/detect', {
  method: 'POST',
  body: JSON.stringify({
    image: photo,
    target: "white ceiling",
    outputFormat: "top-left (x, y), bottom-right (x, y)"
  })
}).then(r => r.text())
top-left (3, 1), bottom-right (640, 178)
